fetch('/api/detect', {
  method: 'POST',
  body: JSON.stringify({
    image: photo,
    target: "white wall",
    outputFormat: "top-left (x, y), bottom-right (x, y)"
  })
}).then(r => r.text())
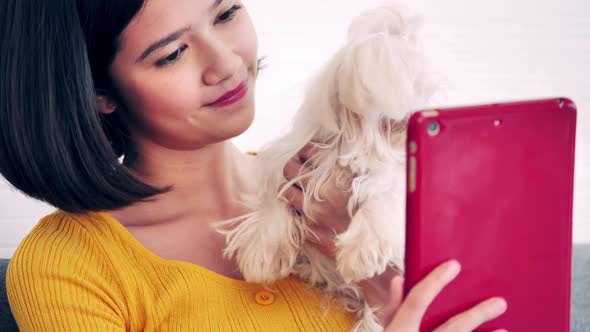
top-left (239, 0), bottom-right (590, 241)
top-left (1, 0), bottom-right (589, 258)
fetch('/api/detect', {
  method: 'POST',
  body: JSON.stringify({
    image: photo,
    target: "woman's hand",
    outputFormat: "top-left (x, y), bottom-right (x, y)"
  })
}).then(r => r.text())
top-left (281, 143), bottom-right (401, 317)
top-left (280, 143), bottom-right (354, 259)
top-left (281, 145), bottom-right (508, 331)
top-left (383, 260), bottom-right (508, 332)
top-left (281, 143), bottom-right (399, 314)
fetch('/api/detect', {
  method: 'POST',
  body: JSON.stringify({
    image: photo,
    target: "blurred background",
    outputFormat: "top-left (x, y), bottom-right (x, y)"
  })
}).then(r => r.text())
top-left (1, 0), bottom-right (588, 258)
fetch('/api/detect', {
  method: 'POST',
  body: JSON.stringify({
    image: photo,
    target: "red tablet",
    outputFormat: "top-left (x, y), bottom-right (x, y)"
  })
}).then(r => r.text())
top-left (404, 98), bottom-right (577, 331)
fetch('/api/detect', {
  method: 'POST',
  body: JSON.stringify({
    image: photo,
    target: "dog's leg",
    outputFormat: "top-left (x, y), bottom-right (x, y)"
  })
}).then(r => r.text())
top-left (293, 245), bottom-right (344, 290)
top-left (351, 301), bottom-right (383, 332)
top-left (221, 197), bottom-right (305, 284)
top-left (335, 192), bottom-right (404, 283)
top-left (295, 245), bottom-right (377, 331)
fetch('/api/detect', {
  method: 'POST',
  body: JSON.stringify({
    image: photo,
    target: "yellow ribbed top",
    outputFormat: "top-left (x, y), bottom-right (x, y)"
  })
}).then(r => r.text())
top-left (7, 210), bottom-right (355, 331)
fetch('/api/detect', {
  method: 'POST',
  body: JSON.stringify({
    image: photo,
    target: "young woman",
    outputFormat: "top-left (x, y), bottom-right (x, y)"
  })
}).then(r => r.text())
top-left (0, 0), bottom-right (507, 331)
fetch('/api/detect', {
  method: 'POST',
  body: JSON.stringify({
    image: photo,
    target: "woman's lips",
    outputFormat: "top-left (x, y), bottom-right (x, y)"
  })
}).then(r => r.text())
top-left (206, 81), bottom-right (248, 108)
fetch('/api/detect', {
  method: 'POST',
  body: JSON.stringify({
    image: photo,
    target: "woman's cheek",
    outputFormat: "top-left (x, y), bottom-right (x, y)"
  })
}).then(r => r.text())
top-left (127, 75), bottom-right (208, 147)
top-left (134, 70), bottom-right (203, 119)
top-left (232, 8), bottom-right (258, 70)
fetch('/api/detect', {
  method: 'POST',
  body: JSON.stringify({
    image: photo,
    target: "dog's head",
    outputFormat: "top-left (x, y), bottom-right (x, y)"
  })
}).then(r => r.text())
top-left (299, 4), bottom-right (436, 150)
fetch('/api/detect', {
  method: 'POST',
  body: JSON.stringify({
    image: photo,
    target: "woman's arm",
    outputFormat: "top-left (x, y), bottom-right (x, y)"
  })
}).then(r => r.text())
top-left (6, 217), bottom-right (126, 332)
top-left (282, 144), bottom-right (507, 330)
top-left (357, 265), bottom-right (401, 325)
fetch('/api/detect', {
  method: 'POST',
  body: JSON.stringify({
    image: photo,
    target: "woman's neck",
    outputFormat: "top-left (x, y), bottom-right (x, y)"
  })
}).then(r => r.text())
top-left (114, 140), bottom-right (255, 227)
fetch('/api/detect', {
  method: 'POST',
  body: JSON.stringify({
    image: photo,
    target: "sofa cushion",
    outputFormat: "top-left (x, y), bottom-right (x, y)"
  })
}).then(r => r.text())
top-left (0, 259), bottom-right (18, 331)
top-left (1, 246), bottom-right (589, 331)
top-left (572, 244), bottom-right (590, 331)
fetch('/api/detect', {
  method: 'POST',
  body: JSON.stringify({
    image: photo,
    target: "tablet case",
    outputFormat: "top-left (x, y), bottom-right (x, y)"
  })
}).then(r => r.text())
top-left (404, 98), bottom-right (577, 331)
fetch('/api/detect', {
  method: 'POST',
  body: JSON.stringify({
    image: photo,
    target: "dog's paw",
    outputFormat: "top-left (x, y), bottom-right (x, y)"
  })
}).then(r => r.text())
top-left (336, 237), bottom-right (391, 283)
top-left (351, 302), bottom-right (383, 332)
top-left (238, 246), bottom-right (297, 284)
top-left (231, 201), bottom-right (304, 284)
top-left (335, 193), bottom-right (404, 282)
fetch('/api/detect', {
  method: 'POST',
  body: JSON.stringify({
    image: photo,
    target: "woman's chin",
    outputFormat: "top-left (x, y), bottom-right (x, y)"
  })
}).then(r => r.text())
top-left (226, 109), bottom-right (255, 138)
top-left (206, 102), bottom-right (256, 141)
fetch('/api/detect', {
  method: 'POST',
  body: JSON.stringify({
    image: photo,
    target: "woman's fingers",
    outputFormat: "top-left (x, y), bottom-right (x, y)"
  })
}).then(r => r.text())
top-left (283, 157), bottom-right (311, 190)
top-left (386, 260), bottom-right (461, 331)
top-left (304, 237), bottom-right (336, 259)
top-left (399, 260), bottom-right (461, 321)
top-left (298, 143), bottom-right (319, 163)
top-left (385, 260), bottom-right (507, 332)
top-left (433, 297), bottom-right (507, 332)
top-left (285, 141), bottom-right (322, 190)
top-left (378, 276), bottom-right (405, 326)
top-left (389, 276), bottom-right (404, 312)
top-left (279, 183), bottom-right (304, 213)
top-left (282, 157), bottom-right (321, 220)
top-left (279, 181), bottom-right (319, 222)
top-left (278, 183), bottom-right (335, 246)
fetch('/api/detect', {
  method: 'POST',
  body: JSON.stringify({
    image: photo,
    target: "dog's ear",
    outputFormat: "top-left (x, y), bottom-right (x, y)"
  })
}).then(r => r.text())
top-left (336, 34), bottom-right (419, 122)
top-left (294, 65), bottom-right (341, 135)
top-left (335, 5), bottom-right (435, 123)
top-left (347, 3), bottom-right (416, 41)
top-left (295, 5), bottom-right (436, 142)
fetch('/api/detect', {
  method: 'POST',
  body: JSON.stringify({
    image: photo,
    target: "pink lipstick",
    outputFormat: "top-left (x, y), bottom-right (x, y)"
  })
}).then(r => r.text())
top-left (206, 81), bottom-right (248, 108)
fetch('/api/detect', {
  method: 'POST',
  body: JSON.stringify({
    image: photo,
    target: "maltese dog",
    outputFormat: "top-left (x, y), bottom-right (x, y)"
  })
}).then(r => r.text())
top-left (216, 3), bottom-right (435, 331)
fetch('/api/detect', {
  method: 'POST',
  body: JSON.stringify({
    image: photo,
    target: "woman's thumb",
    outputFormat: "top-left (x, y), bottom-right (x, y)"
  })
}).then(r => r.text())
top-left (379, 275), bottom-right (404, 327)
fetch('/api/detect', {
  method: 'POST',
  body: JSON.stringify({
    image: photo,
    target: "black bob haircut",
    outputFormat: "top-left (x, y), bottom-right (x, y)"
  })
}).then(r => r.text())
top-left (0, 0), bottom-right (266, 214)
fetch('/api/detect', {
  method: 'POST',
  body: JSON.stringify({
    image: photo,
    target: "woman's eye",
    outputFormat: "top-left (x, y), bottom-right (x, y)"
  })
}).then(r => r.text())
top-left (215, 4), bottom-right (242, 24)
top-left (156, 45), bottom-right (188, 67)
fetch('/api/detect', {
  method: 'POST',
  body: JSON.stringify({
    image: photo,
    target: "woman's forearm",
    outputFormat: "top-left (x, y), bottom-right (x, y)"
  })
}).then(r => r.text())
top-left (358, 265), bottom-right (401, 325)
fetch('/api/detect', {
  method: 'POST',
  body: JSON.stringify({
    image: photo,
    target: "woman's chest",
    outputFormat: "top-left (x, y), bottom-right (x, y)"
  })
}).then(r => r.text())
top-left (127, 221), bottom-right (244, 280)
top-left (126, 273), bottom-right (355, 332)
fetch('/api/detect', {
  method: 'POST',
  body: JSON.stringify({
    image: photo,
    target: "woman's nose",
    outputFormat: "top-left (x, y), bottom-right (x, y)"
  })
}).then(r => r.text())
top-left (200, 38), bottom-right (242, 86)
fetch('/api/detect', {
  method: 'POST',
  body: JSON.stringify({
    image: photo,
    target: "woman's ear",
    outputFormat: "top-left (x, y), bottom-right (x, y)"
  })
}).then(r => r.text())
top-left (96, 95), bottom-right (118, 114)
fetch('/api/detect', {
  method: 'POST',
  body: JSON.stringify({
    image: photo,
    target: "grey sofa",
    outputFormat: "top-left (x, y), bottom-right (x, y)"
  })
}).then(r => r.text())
top-left (2, 245), bottom-right (589, 331)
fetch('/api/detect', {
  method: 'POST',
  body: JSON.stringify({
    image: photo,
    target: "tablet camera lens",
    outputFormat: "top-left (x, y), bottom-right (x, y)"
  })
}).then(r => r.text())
top-left (427, 121), bottom-right (440, 136)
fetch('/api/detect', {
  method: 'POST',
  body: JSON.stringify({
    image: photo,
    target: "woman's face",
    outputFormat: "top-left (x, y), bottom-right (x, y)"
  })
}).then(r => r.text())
top-left (109, 0), bottom-right (258, 151)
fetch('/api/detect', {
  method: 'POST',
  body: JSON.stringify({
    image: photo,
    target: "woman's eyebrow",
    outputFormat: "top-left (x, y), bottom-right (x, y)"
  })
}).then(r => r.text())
top-left (135, 0), bottom-right (224, 63)
top-left (136, 26), bottom-right (191, 63)
top-left (209, 0), bottom-right (223, 12)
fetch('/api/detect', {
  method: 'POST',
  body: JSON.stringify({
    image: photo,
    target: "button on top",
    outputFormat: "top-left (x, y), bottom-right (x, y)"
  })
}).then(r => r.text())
top-left (254, 291), bottom-right (275, 305)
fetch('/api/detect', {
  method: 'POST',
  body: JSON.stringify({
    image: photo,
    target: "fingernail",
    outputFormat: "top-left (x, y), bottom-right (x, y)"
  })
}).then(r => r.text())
top-left (392, 276), bottom-right (404, 285)
top-left (446, 260), bottom-right (461, 279)
top-left (490, 297), bottom-right (508, 314)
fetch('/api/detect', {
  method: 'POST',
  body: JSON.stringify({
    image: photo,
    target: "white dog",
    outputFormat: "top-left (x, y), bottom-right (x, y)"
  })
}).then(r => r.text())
top-left (215, 4), bottom-right (435, 331)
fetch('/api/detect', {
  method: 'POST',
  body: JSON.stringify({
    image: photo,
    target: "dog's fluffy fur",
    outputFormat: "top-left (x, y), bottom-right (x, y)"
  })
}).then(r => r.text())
top-left (215, 4), bottom-right (435, 331)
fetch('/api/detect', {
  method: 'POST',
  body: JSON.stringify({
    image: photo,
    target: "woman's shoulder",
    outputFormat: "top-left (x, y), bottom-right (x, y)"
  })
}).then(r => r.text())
top-left (7, 210), bottom-right (117, 278)
top-left (13, 210), bottom-right (106, 249)
top-left (6, 210), bottom-right (129, 330)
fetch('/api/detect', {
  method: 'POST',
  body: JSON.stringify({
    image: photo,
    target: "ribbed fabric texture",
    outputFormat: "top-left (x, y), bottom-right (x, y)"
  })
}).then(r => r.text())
top-left (7, 210), bottom-right (356, 331)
